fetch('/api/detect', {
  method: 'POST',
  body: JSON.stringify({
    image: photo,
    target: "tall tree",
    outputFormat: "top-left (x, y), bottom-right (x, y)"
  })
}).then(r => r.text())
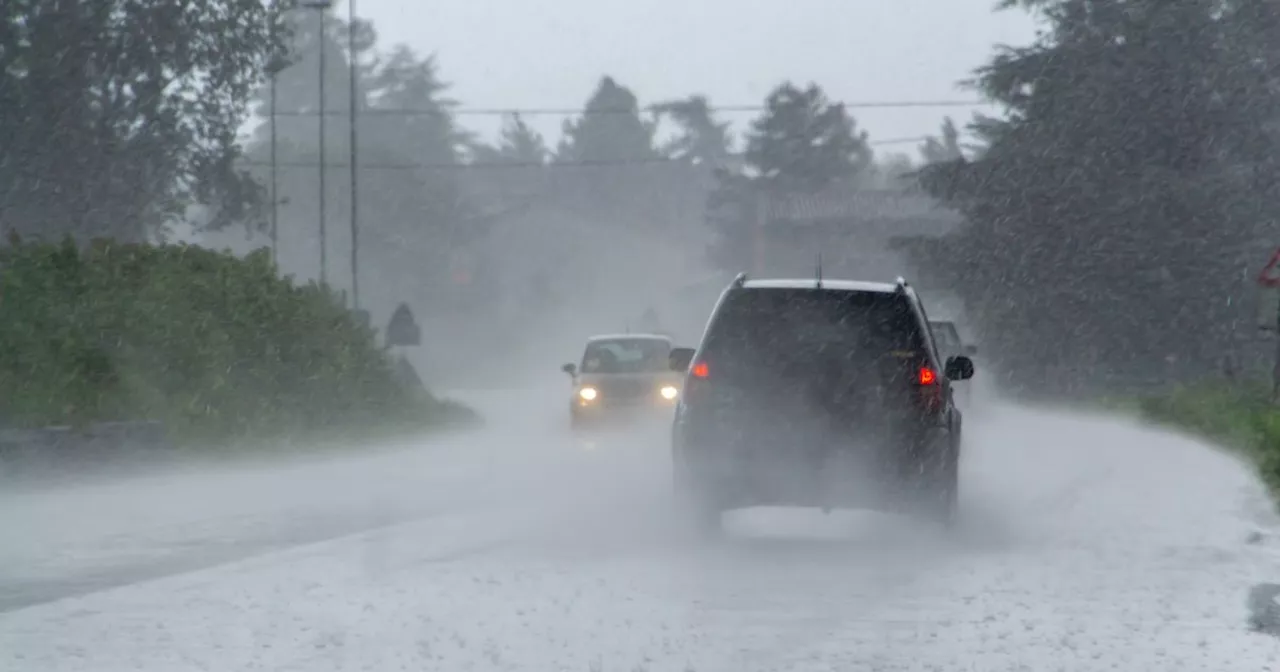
top-left (654, 95), bottom-right (734, 165)
top-left (365, 46), bottom-right (472, 166)
top-left (743, 82), bottom-right (874, 193)
top-left (962, 112), bottom-right (1007, 159)
top-left (358, 46), bottom-right (475, 304)
top-left (556, 76), bottom-right (660, 163)
top-left (0, 0), bottom-right (286, 240)
top-left (919, 117), bottom-right (963, 164)
top-left (703, 81), bottom-right (875, 270)
top-left (911, 0), bottom-right (1280, 395)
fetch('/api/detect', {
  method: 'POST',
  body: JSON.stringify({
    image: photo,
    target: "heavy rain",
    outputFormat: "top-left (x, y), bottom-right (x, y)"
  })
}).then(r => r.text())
top-left (3, 1), bottom-right (1280, 670)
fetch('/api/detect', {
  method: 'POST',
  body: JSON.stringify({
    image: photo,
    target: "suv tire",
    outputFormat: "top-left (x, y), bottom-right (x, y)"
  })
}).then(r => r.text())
top-left (924, 439), bottom-right (959, 528)
top-left (673, 457), bottom-right (723, 539)
top-left (687, 493), bottom-right (723, 539)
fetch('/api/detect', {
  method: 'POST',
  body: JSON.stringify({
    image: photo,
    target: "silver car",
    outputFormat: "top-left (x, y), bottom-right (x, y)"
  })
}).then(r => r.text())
top-left (561, 334), bottom-right (684, 431)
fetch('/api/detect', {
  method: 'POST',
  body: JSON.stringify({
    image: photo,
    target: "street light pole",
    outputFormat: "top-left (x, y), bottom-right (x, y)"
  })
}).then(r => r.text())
top-left (297, 0), bottom-right (333, 285)
top-left (348, 0), bottom-right (360, 310)
top-left (266, 9), bottom-right (280, 265)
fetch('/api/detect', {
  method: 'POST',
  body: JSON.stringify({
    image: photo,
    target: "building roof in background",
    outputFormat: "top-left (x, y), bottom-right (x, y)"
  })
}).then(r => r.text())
top-left (757, 187), bottom-right (963, 241)
top-left (456, 163), bottom-right (961, 234)
top-left (455, 162), bottom-right (714, 223)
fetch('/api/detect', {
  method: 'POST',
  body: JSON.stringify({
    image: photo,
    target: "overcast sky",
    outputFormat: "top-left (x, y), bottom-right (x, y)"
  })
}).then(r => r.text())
top-left (339, 0), bottom-right (1038, 159)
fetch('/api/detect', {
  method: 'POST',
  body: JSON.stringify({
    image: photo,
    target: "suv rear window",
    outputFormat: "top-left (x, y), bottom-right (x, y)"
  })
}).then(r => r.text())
top-left (701, 288), bottom-right (926, 363)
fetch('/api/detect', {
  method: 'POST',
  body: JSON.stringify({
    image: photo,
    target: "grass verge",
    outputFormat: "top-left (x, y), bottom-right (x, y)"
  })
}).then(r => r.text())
top-left (1111, 380), bottom-right (1280, 497)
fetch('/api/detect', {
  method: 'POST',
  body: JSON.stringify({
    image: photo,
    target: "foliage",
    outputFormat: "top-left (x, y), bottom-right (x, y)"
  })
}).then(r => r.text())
top-left (744, 82), bottom-right (874, 194)
top-left (0, 0), bottom-right (289, 241)
top-left (556, 76), bottom-right (661, 163)
top-left (1126, 382), bottom-right (1280, 497)
top-left (704, 81), bottom-right (876, 270)
top-left (359, 46), bottom-right (475, 293)
top-left (470, 113), bottom-right (550, 165)
top-left (365, 47), bottom-right (474, 159)
top-left (654, 95), bottom-right (735, 165)
top-left (908, 0), bottom-right (1280, 397)
top-left (0, 237), bottom-right (469, 444)
top-left (919, 117), bottom-right (963, 164)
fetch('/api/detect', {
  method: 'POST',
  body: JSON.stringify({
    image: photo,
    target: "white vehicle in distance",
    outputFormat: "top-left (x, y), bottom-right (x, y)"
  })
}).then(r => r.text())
top-left (561, 333), bottom-right (685, 431)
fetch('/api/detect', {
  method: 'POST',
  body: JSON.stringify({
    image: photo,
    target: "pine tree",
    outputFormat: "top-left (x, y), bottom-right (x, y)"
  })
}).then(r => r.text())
top-left (556, 76), bottom-right (659, 163)
top-left (654, 95), bottom-right (733, 165)
top-left (743, 82), bottom-right (873, 193)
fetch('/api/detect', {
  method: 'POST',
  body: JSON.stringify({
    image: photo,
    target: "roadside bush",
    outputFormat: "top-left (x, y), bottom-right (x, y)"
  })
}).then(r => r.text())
top-left (0, 235), bottom-right (472, 446)
top-left (1126, 381), bottom-right (1280, 496)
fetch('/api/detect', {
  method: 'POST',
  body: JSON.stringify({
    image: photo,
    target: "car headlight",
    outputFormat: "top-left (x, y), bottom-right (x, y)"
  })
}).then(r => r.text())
top-left (578, 387), bottom-right (598, 401)
top-left (659, 385), bottom-right (678, 400)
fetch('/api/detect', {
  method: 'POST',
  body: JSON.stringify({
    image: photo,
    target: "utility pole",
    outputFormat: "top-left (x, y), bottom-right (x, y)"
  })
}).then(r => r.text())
top-left (348, 0), bottom-right (360, 309)
top-left (300, 0), bottom-right (333, 285)
top-left (316, 7), bottom-right (327, 287)
top-left (266, 6), bottom-right (282, 265)
top-left (269, 60), bottom-right (279, 265)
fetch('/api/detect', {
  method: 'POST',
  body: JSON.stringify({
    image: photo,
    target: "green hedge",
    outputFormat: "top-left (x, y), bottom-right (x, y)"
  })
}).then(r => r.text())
top-left (1125, 381), bottom-right (1280, 496)
top-left (0, 236), bottom-right (472, 447)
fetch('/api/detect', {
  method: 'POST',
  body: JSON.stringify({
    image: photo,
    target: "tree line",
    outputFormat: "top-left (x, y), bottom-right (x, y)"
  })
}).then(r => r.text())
top-left (3, 0), bottom-right (960, 331)
top-left (1, 0), bottom-right (958, 243)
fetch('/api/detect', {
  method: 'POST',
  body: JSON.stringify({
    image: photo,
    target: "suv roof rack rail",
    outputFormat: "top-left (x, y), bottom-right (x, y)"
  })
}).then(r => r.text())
top-left (731, 272), bottom-right (748, 288)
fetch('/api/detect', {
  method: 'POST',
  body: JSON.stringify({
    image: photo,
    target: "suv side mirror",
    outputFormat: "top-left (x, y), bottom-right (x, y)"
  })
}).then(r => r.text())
top-left (561, 362), bottom-right (576, 376)
top-left (964, 343), bottom-right (978, 356)
top-left (945, 355), bottom-right (974, 381)
top-left (669, 347), bottom-right (695, 372)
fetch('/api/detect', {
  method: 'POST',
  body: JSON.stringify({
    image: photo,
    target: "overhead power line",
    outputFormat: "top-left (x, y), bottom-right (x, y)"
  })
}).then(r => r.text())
top-left (243, 136), bottom-right (935, 171)
top-left (268, 99), bottom-right (988, 118)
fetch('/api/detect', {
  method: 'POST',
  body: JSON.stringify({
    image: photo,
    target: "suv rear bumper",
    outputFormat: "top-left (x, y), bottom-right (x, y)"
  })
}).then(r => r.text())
top-left (674, 424), bottom-right (952, 511)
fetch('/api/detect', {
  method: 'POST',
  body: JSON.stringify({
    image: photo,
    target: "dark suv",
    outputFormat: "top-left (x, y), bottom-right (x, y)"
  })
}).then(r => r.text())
top-left (667, 274), bottom-right (975, 535)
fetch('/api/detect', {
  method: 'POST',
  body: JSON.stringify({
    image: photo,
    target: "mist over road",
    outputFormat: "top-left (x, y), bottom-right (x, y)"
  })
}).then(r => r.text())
top-left (0, 387), bottom-right (554, 612)
top-left (3, 381), bottom-right (1280, 670)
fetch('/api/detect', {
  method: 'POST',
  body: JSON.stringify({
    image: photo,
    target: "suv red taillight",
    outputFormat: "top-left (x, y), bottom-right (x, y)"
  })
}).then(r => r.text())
top-left (917, 365), bottom-right (943, 413)
top-left (681, 360), bottom-right (711, 404)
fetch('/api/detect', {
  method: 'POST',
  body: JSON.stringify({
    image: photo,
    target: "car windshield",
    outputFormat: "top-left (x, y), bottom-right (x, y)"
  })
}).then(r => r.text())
top-left (581, 338), bottom-right (671, 374)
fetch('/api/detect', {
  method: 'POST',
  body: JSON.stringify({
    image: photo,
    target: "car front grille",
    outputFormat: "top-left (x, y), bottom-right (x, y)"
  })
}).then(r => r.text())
top-left (597, 379), bottom-right (655, 404)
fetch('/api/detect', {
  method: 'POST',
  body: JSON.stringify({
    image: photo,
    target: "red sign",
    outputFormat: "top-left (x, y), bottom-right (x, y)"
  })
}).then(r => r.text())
top-left (1260, 248), bottom-right (1280, 287)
